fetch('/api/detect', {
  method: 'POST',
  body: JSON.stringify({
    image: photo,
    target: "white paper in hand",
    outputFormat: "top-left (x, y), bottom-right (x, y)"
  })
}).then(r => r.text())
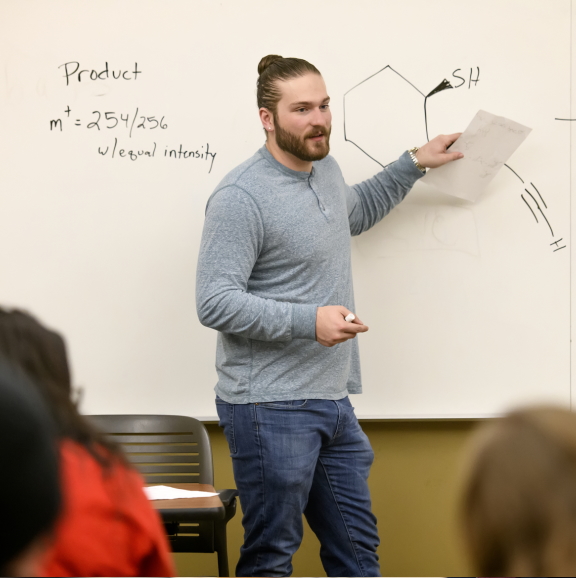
top-left (144, 485), bottom-right (218, 500)
top-left (422, 110), bottom-right (531, 202)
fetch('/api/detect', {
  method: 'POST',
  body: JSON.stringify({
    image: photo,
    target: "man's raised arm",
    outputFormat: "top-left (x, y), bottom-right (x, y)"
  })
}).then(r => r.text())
top-left (348, 133), bottom-right (463, 236)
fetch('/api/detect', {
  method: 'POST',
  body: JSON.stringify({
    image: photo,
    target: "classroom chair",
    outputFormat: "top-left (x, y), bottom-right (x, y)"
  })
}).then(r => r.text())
top-left (88, 414), bottom-right (237, 577)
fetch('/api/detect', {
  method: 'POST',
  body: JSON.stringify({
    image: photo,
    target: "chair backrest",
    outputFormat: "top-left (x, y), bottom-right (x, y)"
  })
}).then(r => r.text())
top-left (88, 414), bottom-right (214, 485)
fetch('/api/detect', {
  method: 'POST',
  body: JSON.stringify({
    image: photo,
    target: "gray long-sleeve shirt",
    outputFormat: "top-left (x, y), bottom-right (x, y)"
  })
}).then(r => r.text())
top-left (196, 145), bottom-right (424, 404)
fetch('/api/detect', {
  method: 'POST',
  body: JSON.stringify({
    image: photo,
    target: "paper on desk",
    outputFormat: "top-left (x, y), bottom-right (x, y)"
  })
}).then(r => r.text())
top-left (144, 485), bottom-right (218, 500)
top-left (421, 110), bottom-right (531, 202)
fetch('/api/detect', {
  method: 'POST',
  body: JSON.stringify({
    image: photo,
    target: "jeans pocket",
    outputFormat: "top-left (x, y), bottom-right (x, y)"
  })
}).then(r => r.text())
top-left (215, 397), bottom-right (237, 455)
top-left (257, 399), bottom-right (308, 410)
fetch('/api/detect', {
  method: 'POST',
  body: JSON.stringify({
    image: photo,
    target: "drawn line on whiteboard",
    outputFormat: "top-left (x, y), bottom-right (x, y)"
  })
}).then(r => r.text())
top-left (540, 211), bottom-right (554, 236)
top-left (539, 208), bottom-right (556, 238)
top-left (525, 189), bottom-right (553, 235)
top-left (129, 107), bottom-right (139, 138)
top-left (522, 194), bottom-right (538, 222)
top-left (551, 239), bottom-right (566, 252)
top-left (424, 79), bottom-right (453, 141)
top-left (344, 138), bottom-right (387, 169)
top-left (531, 182), bottom-right (548, 208)
top-left (525, 189), bottom-right (540, 209)
top-left (504, 164), bottom-right (524, 183)
top-left (515, 173), bottom-right (563, 252)
top-left (524, 189), bottom-right (554, 236)
top-left (344, 65), bottom-right (426, 98)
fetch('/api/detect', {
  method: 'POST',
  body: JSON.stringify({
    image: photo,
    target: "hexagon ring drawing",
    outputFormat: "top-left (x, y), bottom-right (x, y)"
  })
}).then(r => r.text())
top-left (344, 65), bottom-right (451, 168)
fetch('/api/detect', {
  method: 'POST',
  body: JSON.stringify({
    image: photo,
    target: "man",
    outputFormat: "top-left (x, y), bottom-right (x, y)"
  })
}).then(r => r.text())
top-left (196, 55), bottom-right (462, 577)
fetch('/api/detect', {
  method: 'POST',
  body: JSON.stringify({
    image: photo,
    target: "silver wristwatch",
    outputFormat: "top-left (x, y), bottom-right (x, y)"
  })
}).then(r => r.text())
top-left (408, 147), bottom-right (426, 173)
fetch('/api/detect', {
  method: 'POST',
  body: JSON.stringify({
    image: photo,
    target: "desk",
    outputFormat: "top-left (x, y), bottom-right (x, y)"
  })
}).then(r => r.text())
top-left (148, 483), bottom-right (225, 522)
top-left (148, 483), bottom-right (231, 576)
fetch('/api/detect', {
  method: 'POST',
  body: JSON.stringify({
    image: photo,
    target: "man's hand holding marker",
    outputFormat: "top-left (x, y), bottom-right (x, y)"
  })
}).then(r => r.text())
top-left (315, 306), bottom-right (368, 347)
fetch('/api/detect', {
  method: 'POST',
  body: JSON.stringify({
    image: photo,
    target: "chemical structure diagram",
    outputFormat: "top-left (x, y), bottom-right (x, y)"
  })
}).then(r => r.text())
top-left (506, 166), bottom-right (565, 252)
top-left (343, 65), bottom-right (565, 254)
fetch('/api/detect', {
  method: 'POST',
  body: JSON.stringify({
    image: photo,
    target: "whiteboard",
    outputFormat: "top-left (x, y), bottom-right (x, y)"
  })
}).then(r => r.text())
top-left (0, 0), bottom-right (572, 419)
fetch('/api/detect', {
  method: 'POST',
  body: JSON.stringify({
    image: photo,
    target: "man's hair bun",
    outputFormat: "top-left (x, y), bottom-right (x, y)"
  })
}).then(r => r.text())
top-left (256, 55), bottom-right (320, 114)
top-left (258, 55), bottom-right (283, 76)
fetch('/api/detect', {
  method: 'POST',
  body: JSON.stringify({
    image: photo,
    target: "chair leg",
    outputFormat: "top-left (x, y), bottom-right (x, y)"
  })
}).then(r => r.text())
top-left (214, 521), bottom-right (230, 577)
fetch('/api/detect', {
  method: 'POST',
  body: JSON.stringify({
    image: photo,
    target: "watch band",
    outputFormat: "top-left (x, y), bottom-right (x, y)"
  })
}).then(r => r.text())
top-left (408, 147), bottom-right (426, 173)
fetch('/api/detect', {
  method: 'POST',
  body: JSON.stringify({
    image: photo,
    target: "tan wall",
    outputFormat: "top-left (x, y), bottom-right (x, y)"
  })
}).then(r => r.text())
top-left (174, 420), bottom-right (479, 577)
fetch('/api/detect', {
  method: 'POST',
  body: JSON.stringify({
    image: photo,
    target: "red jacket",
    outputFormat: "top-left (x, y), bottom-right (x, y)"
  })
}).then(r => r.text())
top-left (41, 439), bottom-right (176, 577)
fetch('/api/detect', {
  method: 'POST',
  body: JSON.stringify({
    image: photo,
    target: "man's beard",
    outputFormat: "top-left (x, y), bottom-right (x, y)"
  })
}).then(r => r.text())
top-left (274, 118), bottom-right (331, 162)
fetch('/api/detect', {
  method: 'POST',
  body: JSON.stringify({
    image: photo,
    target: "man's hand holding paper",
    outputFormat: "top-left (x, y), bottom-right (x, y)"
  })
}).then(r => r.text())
top-left (422, 110), bottom-right (532, 202)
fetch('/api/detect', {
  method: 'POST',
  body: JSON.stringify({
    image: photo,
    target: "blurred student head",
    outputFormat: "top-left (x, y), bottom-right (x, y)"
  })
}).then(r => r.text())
top-left (460, 405), bottom-right (576, 577)
top-left (0, 307), bottom-right (120, 463)
top-left (0, 361), bottom-right (61, 577)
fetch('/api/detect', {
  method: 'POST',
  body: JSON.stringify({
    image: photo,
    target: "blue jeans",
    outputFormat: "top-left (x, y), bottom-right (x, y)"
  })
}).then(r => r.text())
top-left (216, 396), bottom-right (380, 577)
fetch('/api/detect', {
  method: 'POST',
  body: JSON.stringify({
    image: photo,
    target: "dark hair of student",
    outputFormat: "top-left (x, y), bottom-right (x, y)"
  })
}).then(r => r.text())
top-left (256, 54), bottom-right (321, 116)
top-left (460, 405), bottom-right (576, 577)
top-left (0, 307), bottom-right (123, 466)
top-left (0, 361), bottom-right (61, 576)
